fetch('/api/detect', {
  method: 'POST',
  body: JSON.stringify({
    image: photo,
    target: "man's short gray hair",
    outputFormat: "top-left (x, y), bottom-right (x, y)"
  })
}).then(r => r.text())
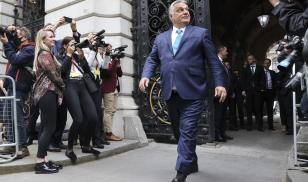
top-left (168, 0), bottom-right (188, 16)
top-left (18, 27), bottom-right (32, 40)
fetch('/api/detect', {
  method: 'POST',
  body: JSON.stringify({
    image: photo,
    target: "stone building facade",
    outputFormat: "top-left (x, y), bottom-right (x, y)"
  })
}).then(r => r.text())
top-left (0, 0), bottom-right (138, 138)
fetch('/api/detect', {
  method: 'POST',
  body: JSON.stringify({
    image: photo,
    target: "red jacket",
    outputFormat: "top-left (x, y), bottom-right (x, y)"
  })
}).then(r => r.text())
top-left (101, 59), bottom-right (122, 93)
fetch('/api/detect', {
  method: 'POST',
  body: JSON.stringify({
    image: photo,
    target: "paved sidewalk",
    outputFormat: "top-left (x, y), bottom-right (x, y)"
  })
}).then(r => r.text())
top-left (0, 128), bottom-right (297, 182)
top-left (0, 139), bottom-right (147, 175)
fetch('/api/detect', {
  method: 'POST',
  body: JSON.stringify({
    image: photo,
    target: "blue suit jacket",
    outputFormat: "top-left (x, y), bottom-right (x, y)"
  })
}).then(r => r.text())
top-left (142, 25), bottom-right (227, 101)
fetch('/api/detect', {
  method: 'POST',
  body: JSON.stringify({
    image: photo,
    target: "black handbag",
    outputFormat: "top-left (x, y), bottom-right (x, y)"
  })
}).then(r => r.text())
top-left (72, 60), bottom-right (98, 93)
top-left (83, 73), bottom-right (98, 93)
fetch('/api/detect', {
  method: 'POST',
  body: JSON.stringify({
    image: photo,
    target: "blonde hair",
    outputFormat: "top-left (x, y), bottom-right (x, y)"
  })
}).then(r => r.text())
top-left (33, 29), bottom-right (60, 72)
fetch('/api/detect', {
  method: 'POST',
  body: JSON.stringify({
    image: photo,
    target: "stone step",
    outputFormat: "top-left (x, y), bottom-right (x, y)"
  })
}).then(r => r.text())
top-left (0, 140), bottom-right (148, 175)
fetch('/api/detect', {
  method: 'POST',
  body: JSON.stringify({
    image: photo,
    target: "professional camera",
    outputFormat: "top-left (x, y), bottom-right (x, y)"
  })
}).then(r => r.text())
top-left (110, 45), bottom-right (128, 59)
top-left (75, 29), bottom-right (106, 48)
top-left (284, 29), bottom-right (308, 92)
top-left (95, 35), bottom-right (108, 48)
top-left (0, 26), bottom-right (21, 47)
top-left (277, 36), bottom-right (303, 71)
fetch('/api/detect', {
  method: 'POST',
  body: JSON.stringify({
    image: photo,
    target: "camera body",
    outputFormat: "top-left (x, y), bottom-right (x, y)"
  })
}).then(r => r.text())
top-left (0, 26), bottom-right (21, 47)
top-left (277, 36), bottom-right (303, 71)
top-left (75, 29), bottom-right (107, 49)
top-left (110, 45), bottom-right (128, 59)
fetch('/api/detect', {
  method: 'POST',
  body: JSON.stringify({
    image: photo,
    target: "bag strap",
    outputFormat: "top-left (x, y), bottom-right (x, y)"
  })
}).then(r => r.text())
top-left (71, 59), bottom-right (85, 75)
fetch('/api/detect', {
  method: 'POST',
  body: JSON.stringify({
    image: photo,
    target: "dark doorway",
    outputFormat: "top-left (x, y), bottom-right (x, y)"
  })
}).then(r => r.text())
top-left (210, 0), bottom-right (285, 69)
top-left (132, 0), bottom-right (213, 143)
top-left (132, 0), bottom-right (285, 143)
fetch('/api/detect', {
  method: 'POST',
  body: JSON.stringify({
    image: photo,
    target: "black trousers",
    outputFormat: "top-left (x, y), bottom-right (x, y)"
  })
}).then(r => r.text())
top-left (278, 91), bottom-right (293, 132)
top-left (260, 89), bottom-right (275, 129)
top-left (80, 90), bottom-right (105, 145)
top-left (27, 97), bottom-right (67, 146)
top-left (65, 79), bottom-right (97, 149)
top-left (27, 103), bottom-right (40, 140)
top-left (50, 99), bottom-right (67, 146)
top-left (37, 91), bottom-right (57, 158)
top-left (235, 94), bottom-right (245, 127)
top-left (90, 91), bottom-right (105, 144)
top-left (245, 90), bottom-right (262, 130)
top-left (226, 97), bottom-right (237, 129)
top-left (214, 98), bottom-right (227, 138)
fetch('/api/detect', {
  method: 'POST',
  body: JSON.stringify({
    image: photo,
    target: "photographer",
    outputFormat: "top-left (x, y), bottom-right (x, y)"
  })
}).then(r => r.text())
top-left (83, 33), bottom-right (110, 148)
top-left (276, 41), bottom-right (296, 134)
top-left (101, 43), bottom-right (123, 141)
top-left (60, 36), bottom-right (100, 163)
top-left (0, 26), bottom-right (35, 158)
top-left (269, 0), bottom-right (308, 36)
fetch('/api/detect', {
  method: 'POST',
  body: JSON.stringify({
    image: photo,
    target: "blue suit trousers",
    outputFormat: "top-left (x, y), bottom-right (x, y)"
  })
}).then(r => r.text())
top-left (166, 92), bottom-right (204, 175)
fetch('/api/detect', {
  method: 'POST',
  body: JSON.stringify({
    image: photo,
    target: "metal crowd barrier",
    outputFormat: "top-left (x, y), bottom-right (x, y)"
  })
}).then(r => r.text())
top-left (0, 75), bottom-right (18, 163)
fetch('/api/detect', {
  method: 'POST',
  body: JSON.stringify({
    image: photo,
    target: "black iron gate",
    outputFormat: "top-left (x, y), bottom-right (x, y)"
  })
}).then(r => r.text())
top-left (22, 0), bottom-right (45, 41)
top-left (132, 0), bottom-right (215, 143)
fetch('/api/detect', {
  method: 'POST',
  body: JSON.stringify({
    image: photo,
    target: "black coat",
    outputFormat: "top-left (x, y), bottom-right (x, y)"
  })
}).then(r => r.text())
top-left (272, 1), bottom-right (308, 36)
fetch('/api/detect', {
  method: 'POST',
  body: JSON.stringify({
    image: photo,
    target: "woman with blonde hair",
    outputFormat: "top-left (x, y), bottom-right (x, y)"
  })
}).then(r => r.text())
top-left (32, 29), bottom-right (64, 174)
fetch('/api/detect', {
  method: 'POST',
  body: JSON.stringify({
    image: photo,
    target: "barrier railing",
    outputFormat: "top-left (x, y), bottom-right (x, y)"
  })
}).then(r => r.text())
top-left (0, 75), bottom-right (18, 163)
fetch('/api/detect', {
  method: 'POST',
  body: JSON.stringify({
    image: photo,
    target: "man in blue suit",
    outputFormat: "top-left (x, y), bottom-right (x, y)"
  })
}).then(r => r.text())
top-left (139, 1), bottom-right (227, 181)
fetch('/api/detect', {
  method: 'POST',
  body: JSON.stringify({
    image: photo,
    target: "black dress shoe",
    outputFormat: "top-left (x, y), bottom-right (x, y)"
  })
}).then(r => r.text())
top-left (171, 172), bottom-right (186, 182)
top-left (35, 162), bottom-right (59, 174)
top-left (58, 142), bottom-right (67, 150)
top-left (221, 134), bottom-right (233, 140)
top-left (82, 147), bottom-right (101, 155)
top-left (48, 144), bottom-right (61, 152)
top-left (257, 128), bottom-right (264, 132)
top-left (189, 164), bottom-right (198, 174)
top-left (47, 161), bottom-right (63, 170)
top-left (229, 126), bottom-right (238, 131)
top-left (299, 162), bottom-right (308, 167)
top-left (93, 143), bottom-right (105, 149)
top-left (100, 140), bottom-right (110, 145)
top-left (215, 137), bottom-right (226, 142)
top-left (65, 150), bottom-right (77, 163)
top-left (268, 127), bottom-right (275, 131)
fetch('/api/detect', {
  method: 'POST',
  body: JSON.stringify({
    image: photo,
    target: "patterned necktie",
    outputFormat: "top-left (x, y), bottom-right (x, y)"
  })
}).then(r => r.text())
top-left (172, 29), bottom-right (183, 54)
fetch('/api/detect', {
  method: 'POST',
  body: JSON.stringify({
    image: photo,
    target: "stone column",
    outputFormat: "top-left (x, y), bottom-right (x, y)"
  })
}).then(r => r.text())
top-left (0, 0), bottom-right (23, 73)
top-left (45, 0), bottom-right (141, 138)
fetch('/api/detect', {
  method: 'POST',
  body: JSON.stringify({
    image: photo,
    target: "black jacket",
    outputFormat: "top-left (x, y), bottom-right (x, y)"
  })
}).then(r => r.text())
top-left (272, 1), bottom-right (308, 36)
top-left (241, 64), bottom-right (265, 93)
top-left (59, 53), bottom-right (95, 83)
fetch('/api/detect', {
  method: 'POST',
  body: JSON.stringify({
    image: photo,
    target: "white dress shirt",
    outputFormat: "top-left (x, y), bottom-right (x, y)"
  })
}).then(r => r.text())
top-left (171, 26), bottom-right (186, 45)
top-left (264, 69), bottom-right (273, 89)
